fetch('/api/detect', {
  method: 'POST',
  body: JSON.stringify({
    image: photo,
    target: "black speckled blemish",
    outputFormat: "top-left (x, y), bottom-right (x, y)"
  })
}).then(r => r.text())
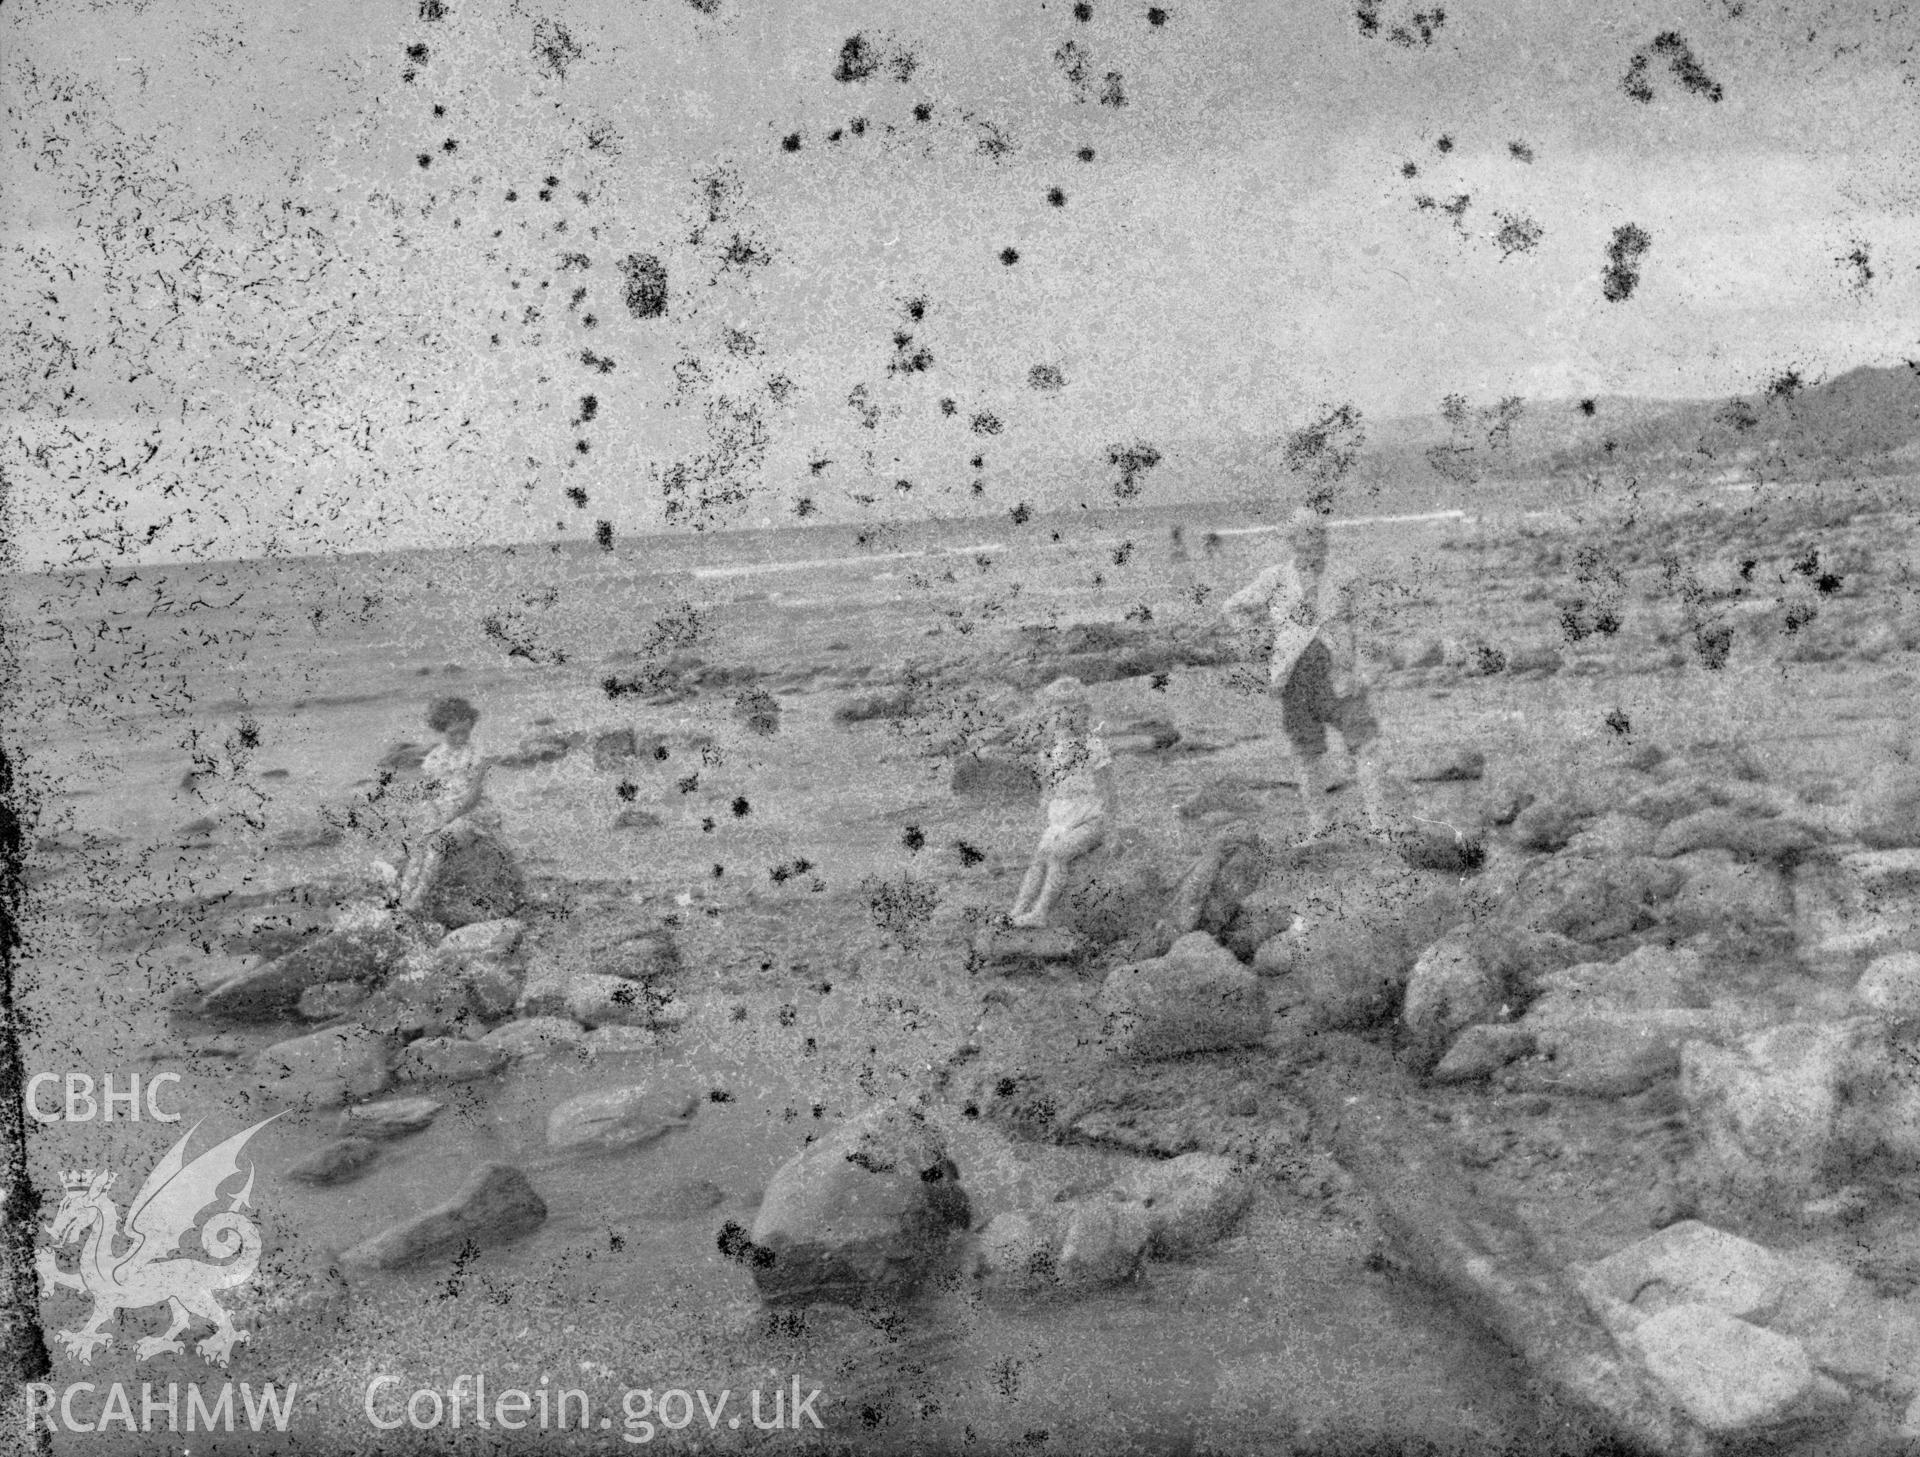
top-left (1028, 364), bottom-right (1065, 391)
top-left (782, 132), bottom-right (801, 152)
top-left (1601, 224), bottom-right (1651, 302)
top-left (594, 520), bottom-right (614, 551)
top-left (999, 247), bottom-right (1020, 266)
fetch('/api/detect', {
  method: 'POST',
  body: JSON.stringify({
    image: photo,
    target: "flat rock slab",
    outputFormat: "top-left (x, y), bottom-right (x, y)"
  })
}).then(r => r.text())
top-left (547, 1085), bottom-right (700, 1153)
top-left (1313, 1074), bottom-right (1712, 1457)
top-left (287, 1137), bottom-right (382, 1187)
top-left (481, 1016), bottom-right (588, 1061)
top-left (204, 924), bottom-right (410, 1022)
top-left (1626, 1304), bottom-right (1824, 1436)
top-left (394, 1036), bottom-right (510, 1085)
top-left (341, 1095), bottom-right (444, 1139)
top-left (255, 1026), bottom-right (391, 1109)
top-left (971, 925), bottom-right (1084, 971)
top-left (340, 1163), bottom-right (546, 1272)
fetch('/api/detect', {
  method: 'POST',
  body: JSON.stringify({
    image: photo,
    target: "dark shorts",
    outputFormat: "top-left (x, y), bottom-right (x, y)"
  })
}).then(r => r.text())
top-left (1277, 639), bottom-right (1379, 755)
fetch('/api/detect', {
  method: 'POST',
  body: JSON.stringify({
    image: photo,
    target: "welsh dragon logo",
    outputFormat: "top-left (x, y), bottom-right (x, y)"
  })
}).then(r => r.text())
top-left (36, 1116), bottom-right (280, 1367)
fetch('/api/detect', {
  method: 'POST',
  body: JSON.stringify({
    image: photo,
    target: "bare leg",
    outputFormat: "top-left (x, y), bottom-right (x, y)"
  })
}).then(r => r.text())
top-left (1010, 853), bottom-right (1049, 923)
top-left (1293, 750), bottom-right (1333, 838)
top-left (1354, 747), bottom-right (1392, 836)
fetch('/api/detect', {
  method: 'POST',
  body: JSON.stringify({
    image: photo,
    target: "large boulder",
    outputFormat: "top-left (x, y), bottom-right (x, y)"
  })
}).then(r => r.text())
top-left (1117, 1153), bottom-right (1255, 1258)
top-left (1681, 1019), bottom-right (1879, 1204)
top-left (1526, 945), bottom-right (1709, 1020)
top-left (203, 921), bottom-right (412, 1022)
top-left (340, 1163), bottom-right (546, 1271)
top-left (1855, 952), bottom-right (1920, 1022)
top-left (411, 831), bottom-right (526, 930)
top-left (1402, 927), bottom-right (1506, 1063)
top-left (1509, 796), bottom-right (1592, 852)
top-left (1622, 1305), bottom-right (1830, 1437)
top-left (1662, 851), bottom-right (1792, 937)
top-left (1517, 1008), bottom-right (1738, 1098)
top-left (547, 1085), bottom-right (699, 1154)
top-left (1851, 764), bottom-right (1920, 850)
top-left (1580, 1221), bottom-right (1787, 1322)
top-left (1161, 829), bottom-right (1272, 946)
top-left (1499, 855), bottom-right (1683, 948)
top-left (1654, 807), bottom-right (1821, 863)
top-left (1259, 879), bottom-right (1469, 1030)
top-left (1791, 850), bottom-right (1920, 978)
top-left (1096, 933), bottom-right (1270, 1060)
top-left (747, 1103), bottom-right (971, 1307)
top-left (255, 1026), bottom-right (391, 1109)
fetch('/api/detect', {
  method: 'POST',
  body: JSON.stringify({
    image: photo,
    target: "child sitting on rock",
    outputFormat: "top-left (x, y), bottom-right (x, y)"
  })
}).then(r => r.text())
top-left (396, 695), bottom-right (501, 915)
top-left (1010, 677), bottom-right (1116, 929)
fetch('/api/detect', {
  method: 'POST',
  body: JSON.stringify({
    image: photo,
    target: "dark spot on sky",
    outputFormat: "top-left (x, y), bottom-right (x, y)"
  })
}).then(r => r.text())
top-left (972, 412), bottom-right (1004, 435)
top-left (1077, 146), bottom-right (1095, 162)
top-left (537, 189), bottom-right (551, 201)
top-left (1494, 212), bottom-right (1542, 259)
top-left (1046, 186), bottom-right (1066, 206)
top-left (851, 116), bottom-right (868, 135)
top-left (906, 297), bottom-right (927, 321)
top-left (1604, 708), bottom-right (1631, 736)
top-left (782, 133), bottom-right (801, 152)
top-left (1650, 32), bottom-right (1723, 101)
top-left (1356, 2), bottom-right (1380, 37)
top-left (954, 840), bottom-right (985, 866)
top-left (834, 34), bottom-right (880, 81)
top-left (620, 254), bottom-right (668, 319)
top-left (828, 128), bottom-right (843, 142)
top-left (594, 521), bottom-right (614, 551)
top-left (1435, 134), bottom-right (1453, 153)
top-left (417, 154), bottom-right (431, 168)
top-left (999, 247), bottom-right (1020, 265)
top-left (419, 0), bottom-right (446, 17)
top-left (575, 439), bottom-right (590, 454)
top-left (1010, 502), bottom-right (1032, 524)
top-left (406, 42), bottom-right (429, 62)
top-left (1840, 239), bottom-right (1873, 292)
top-left (616, 780), bottom-right (637, 801)
top-left (1508, 140), bottom-right (1534, 163)
top-left (566, 485), bottom-right (588, 507)
top-left (1622, 53), bottom-right (1654, 102)
top-left (1577, 398), bottom-right (1596, 416)
top-left (1099, 72), bottom-right (1126, 107)
top-left (913, 102), bottom-right (933, 122)
top-left (1400, 161), bottom-right (1418, 178)
top-left (433, 103), bottom-right (446, 117)
top-left (1601, 223), bottom-right (1651, 302)
top-left (505, 189), bottom-right (517, 201)
top-left (1764, 366), bottom-right (1804, 402)
top-left (901, 825), bottom-right (925, 852)
top-left (1029, 364), bottom-right (1066, 391)
top-left (732, 797), bottom-right (751, 817)
top-left (1816, 573), bottom-right (1843, 595)
top-left (1074, 1), bottom-right (1093, 17)
top-left (940, 398), bottom-right (957, 415)
top-left (440, 137), bottom-right (457, 153)
top-left (970, 453), bottom-right (984, 469)
top-left (1147, 6), bottom-right (1169, 24)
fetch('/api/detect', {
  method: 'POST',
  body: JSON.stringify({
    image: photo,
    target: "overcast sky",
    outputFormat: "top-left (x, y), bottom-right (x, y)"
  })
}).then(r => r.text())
top-left (5, 0), bottom-right (1917, 564)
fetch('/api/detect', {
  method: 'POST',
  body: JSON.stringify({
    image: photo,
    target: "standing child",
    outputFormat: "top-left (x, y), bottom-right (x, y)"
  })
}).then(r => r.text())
top-left (1223, 507), bottom-right (1392, 840)
top-left (397, 695), bottom-right (498, 914)
top-left (1009, 677), bottom-right (1116, 929)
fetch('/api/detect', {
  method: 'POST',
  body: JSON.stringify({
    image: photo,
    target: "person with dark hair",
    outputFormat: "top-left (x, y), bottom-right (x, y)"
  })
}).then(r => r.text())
top-left (1223, 507), bottom-right (1392, 840)
top-left (397, 695), bottom-right (498, 913)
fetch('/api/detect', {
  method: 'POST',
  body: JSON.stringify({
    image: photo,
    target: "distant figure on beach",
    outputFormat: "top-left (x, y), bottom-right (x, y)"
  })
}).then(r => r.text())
top-left (1223, 507), bottom-right (1392, 840)
top-left (396, 695), bottom-right (503, 915)
top-left (1009, 677), bottom-right (1116, 929)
